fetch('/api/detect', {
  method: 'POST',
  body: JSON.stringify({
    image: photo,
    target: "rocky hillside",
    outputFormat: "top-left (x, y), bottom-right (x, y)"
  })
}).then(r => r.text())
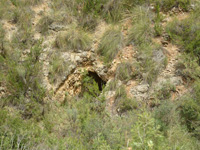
top-left (0, 0), bottom-right (200, 149)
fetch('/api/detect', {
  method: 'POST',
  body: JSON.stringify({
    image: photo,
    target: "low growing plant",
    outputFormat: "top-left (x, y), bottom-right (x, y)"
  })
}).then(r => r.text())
top-left (55, 27), bottom-right (92, 51)
top-left (98, 27), bottom-right (124, 63)
top-left (127, 6), bottom-right (154, 45)
top-left (166, 15), bottom-right (200, 62)
top-left (48, 53), bottom-right (72, 84)
top-left (37, 16), bottom-right (53, 35)
top-left (115, 62), bottom-right (134, 82)
top-left (115, 86), bottom-right (138, 114)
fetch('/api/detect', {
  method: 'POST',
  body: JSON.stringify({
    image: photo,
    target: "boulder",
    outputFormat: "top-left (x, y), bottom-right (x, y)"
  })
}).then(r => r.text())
top-left (152, 49), bottom-right (166, 64)
top-left (130, 84), bottom-right (149, 100)
top-left (49, 23), bottom-right (68, 32)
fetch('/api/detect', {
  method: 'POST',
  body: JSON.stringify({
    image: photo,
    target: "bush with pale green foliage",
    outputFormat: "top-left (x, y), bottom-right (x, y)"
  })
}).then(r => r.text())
top-left (154, 101), bottom-right (200, 149)
top-left (115, 86), bottom-right (138, 114)
top-left (115, 62), bottom-right (134, 82)
top-left (127, 6), bottom-right (154, 46)
top-left (55, 27), bottom-right (92, 51)
top-left (131, 111), bottom-right (168, 150)
top-left (175, 54), bottom-right (200, 81)
top-left (0, 40), bottom-right (45, 118)
top-left (48, 53), bottom-right (73, 84)
top-left (10, 0), bottom-right (43, 7)
top-left (179, 81), bottom-right (200, 139)
top-left (37, 16), bottom-right (53, 35)
top-left (158, 0), bottom-right (192, 12)
top-left (166, 13), bottom-right (200, 62)
top-left (98, 27), bottom-right (123, 63)
top-left (134, 44), bottom-right (162, 84)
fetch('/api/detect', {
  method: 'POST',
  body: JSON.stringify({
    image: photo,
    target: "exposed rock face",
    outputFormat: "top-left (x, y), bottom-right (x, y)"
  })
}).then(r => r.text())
top-left (61, 51), bottom-right (96, 66)
top-left (155, 76), bottom-right (182, 88)
top-left (130, 84), bottom-right (149, 101)
top-left (50, 48), bottom-right (110, 101)
top-left (170, 76), bottom-right (183, 86)
top-left (152, 49), bottom-right (166, 65)
top-left (105, 91), bottom-right (116, 114)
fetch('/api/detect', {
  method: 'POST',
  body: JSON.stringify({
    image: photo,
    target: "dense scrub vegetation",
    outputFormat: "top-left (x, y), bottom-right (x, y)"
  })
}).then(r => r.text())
top-left (0, 0), bottom-right (200, 149)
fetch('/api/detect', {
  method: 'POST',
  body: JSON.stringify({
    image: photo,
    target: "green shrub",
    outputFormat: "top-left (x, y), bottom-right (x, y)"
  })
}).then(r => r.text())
top-left (155, 102), bottom-right (200, 150)
top-left (11, 29), bottom-right (33, 50)
top-left (81, 71), bottom-right (101, 97)
top-left (131, 111), bottom-right (167, 150)
top-left (76, 0), bottom-right (122, 23)
top-left (10, 0), bottom-right (42, 7)
top-left (9, 7), bottom-right (33, 49)
top-left (154, 2), bottom-right (163, 36)
top-left (175, 54), bottom-right (200, 81)
top-left (55, 27), bottom-right (92, 51)
top-left (115, 62), bottom-right (134, 82)
top-left (102, 0), bottom-right (150, 22)
top-left (98, 27), bottom-right (124, 63)
top-left (9, 7), bottom-right (21, 24)
top-left (158, 0), bottom-right (191, 12)
top-left (156, 82), bottom-right (176, 100)
top-left (165, 124), bottom-right (200, 149)
top-left (37, 16), bottom-right (53, 35)
top-left (154, 101), bottom-right (179, 132)
top-left (76, 0), bottom-right (107, 15)
top-left (127, 6), bottom-right (154, 45)
top-left (9, 6), bottom-right (33, 28)
top-left (106, 79), bottom-right (119, 91)
top-left (64, 137), bottom-right (87, 149)
top-left (48, 53), bottom-right (72, 84)
top-left (51, 0), bottom-right (77, 10)
top-left (115, 86), bottom-right (138, 114)
top-left (146, 66), bottom-right (160, 84)
top-left (153, 100), bottom-right (200, 149)
top-left (0, 0), bottom-right (11, 19)
top-left (92, 134), bottom-right (112, 150)
top-left (0, 109), bottom-right (37, 149)
top-left (82, 114), bottom-right (104, 141)
top-left (0, 41), bottom-right (45, 110)
top-left (51, 9), bottom-right (74, 26)
top-left (55, 0), bottom-right (149, 24)
top-left (77, 14), bottom-right (99, 31)
top-left (166, 16), bottom-right (200, 61)
top-left (103, 0), bottom-right (124, 22)
top-left (129, 5), bottom-right (154, 24)
top-left (51, 0), bottom-right (98, 31)
top-left (179, 81), bottom-right (200, 138)
top-left (17, 10), bottom-right (33, 32)
top-left (127, 21), bottom-right (153, 46)
top-left (1, 0), bottom-right (200, 149)
top-left (180, 97), bottom-right (200, 137)
top-left (122, 0), bottom-right (148, 8)
top-left (136, 44), bottom-right (161, 84)
top-left (0, 108), bottom-right (68, 150)
top-left (23, 0), bottom-right (43, 6)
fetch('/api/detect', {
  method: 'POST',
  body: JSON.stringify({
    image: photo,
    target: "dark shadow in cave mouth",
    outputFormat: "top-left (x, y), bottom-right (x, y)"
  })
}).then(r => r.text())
top-left (88, 71), bottom-right (106, 91)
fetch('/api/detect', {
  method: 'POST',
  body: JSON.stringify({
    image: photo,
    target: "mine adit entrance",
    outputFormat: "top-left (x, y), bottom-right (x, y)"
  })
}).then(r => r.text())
top-left (80, 70), bottom-right (107, 97)
top-left (88, 71), bottom-right (106, 91)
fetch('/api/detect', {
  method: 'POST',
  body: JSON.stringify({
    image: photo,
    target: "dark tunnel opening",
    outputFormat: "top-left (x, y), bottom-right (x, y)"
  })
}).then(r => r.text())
top-left (88, 71), bottom-right (106, 91)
